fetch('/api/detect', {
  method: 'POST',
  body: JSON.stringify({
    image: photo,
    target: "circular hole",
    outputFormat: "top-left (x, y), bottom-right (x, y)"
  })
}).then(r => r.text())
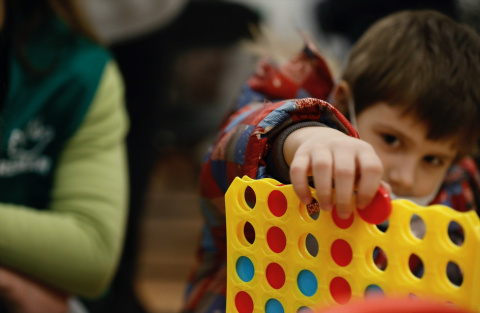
top-left (300, 200), bottom-right (320, 222)
top-left (266, 263), bottom-right (285, 289)
top-left (236, 256), bottom-right (255, 282)
top-left (235, 291), bottom-right (254, 313)
top-left (268, 190), bottom-right (288, 217)
top-left (372, 246), bottom-right (387, 271)
top-left (297, 307), bottom-right (314, 313)
top-left (331, 239), bottom-right (353, 267)
top-left (364, 284), bottom-right (385, 299)
top-left (298, 234), bottom-right (317, 259)
top-left (332, 206), bottom-right (354, 229)
top-left (267, 226), bottom-right (286, 253)
top-left (306, 199), bottom-right (320, 220)
top-left (409, 254), bottom-right (424, 278)
top-left (375, 220), bottom-right (389, 233)
top-left (309, 211), bottom-right (320, 221)
top-left (297, 270), bottom-right (318, 297)
top-left (265, 298), bottom-right (284, 313)
top-left (329, 276), bottom-right (351, 305)
top-left (410, 214), bottom-right (426, 239)
top-left (446, 261), bottom-right (463, 287)
top-left (305, 233), bottom-right (319, 257)
top-left (244, 186), bottom-right (256, 209)
top-left (448, 221), bottom-right (465, 247)
top-left (243, 221), bottom-right (255, 245)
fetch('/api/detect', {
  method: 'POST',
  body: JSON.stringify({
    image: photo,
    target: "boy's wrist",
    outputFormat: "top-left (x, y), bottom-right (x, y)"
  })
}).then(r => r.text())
top-left (273, 122), bottom-right (327, 183)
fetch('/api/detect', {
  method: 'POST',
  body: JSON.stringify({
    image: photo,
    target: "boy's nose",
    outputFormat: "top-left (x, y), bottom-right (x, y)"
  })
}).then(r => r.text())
top-left (386, 162), bottom-right (415, 193)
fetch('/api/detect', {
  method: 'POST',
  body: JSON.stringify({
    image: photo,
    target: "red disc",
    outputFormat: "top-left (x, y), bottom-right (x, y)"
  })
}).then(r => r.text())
top-left (266, 262), bottom-right (285, 289)
top-left (266, 226), bottom-right (286, 253)
top-left (332, 206), bottom-right (354, 229)
top-left (235, 291), bottom-right (254, 313)
top-left (331, 239), bottom-right (353, 267)
top-left (357, 185), bottom-right (391, 224)
top-left (329, 276), bottom-right (351, 305)
top-left (268, 190), bottom-right (288, 217)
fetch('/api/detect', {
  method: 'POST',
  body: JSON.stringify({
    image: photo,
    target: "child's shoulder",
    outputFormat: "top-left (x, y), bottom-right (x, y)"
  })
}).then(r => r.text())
top-left (237, 38), bottom-right (335, 109)
top-left (435, 157), bottom-right (480, 212)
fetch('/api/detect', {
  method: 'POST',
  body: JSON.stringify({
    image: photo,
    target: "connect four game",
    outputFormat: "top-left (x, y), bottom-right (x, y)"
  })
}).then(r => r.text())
top-left (225, 176), bottom-right (480, 313)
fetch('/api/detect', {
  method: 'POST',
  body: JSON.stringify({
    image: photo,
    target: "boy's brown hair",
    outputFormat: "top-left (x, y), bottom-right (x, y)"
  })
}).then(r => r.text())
top-left (342, 10), bottom-right (480, 155)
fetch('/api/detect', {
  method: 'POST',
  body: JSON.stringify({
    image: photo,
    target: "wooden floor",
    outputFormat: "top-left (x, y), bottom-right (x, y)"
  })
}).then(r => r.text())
top-left (135, 150), bottom-right (203, 313)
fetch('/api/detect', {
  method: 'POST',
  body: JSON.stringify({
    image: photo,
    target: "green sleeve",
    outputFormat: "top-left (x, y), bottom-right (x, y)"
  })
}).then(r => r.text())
top-left (0, 61), bottom-right (129, 298)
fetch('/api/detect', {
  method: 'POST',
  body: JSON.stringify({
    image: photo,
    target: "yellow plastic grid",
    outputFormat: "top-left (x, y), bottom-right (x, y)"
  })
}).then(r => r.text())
top-left (225, 176), bottom-right (480, 313)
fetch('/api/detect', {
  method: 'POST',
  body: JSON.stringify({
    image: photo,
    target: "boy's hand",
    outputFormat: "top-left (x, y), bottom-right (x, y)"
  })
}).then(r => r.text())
top-left (284, 127), bottom-right (383, 219)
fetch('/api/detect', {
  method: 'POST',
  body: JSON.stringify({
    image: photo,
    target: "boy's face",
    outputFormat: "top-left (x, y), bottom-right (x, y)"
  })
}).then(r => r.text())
top-left (356, 102), bottom-right (458, 198)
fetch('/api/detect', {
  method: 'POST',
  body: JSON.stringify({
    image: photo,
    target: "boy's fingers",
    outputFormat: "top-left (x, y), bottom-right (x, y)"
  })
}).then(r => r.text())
top-left (311, 150), bottom-right (333, 211)
top-left (380, 181), bottom-right (392, 194)
top-left (355, 151), bottom-right (383, 208)
top-left (332, 149), bottom-right (355, 219)
top-left (290, 153), bottom-right (313, 204)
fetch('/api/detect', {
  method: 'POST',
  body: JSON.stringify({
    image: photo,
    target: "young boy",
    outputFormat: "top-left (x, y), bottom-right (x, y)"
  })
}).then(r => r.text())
top-left (181, 10), bottom-right (480, 313)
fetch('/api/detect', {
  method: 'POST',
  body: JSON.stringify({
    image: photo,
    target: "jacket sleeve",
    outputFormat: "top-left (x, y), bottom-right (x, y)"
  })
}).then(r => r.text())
top-left (0, 61), bottom-right (129, 298)
top-left (200, 97), bottom-right (357, 197)
top-left (200, 41), bottom-right (357, 202)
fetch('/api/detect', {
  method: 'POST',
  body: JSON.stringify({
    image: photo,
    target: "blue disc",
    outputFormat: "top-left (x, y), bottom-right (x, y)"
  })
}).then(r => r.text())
top-left (265, 298), bottom-right (284, 313)
top-left (236, 256), bottom-right (254, 282)
top-left (297, 270), bottom-right (318, 297)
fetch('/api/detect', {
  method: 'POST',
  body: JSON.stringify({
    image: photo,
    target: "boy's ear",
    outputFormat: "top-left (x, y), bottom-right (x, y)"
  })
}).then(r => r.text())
top-left (332, 80), bottom-right (351, 115)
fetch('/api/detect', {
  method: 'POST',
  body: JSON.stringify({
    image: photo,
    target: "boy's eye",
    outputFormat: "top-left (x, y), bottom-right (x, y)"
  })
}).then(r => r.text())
top-left (382, 134), bottom-right (400, 147)
top-left (424, 155), bottom-right (443, 167)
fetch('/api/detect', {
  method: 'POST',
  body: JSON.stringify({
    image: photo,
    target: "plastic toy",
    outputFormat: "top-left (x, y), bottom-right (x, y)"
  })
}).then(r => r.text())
top-left (225, 176), bottom-right (480, 313)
